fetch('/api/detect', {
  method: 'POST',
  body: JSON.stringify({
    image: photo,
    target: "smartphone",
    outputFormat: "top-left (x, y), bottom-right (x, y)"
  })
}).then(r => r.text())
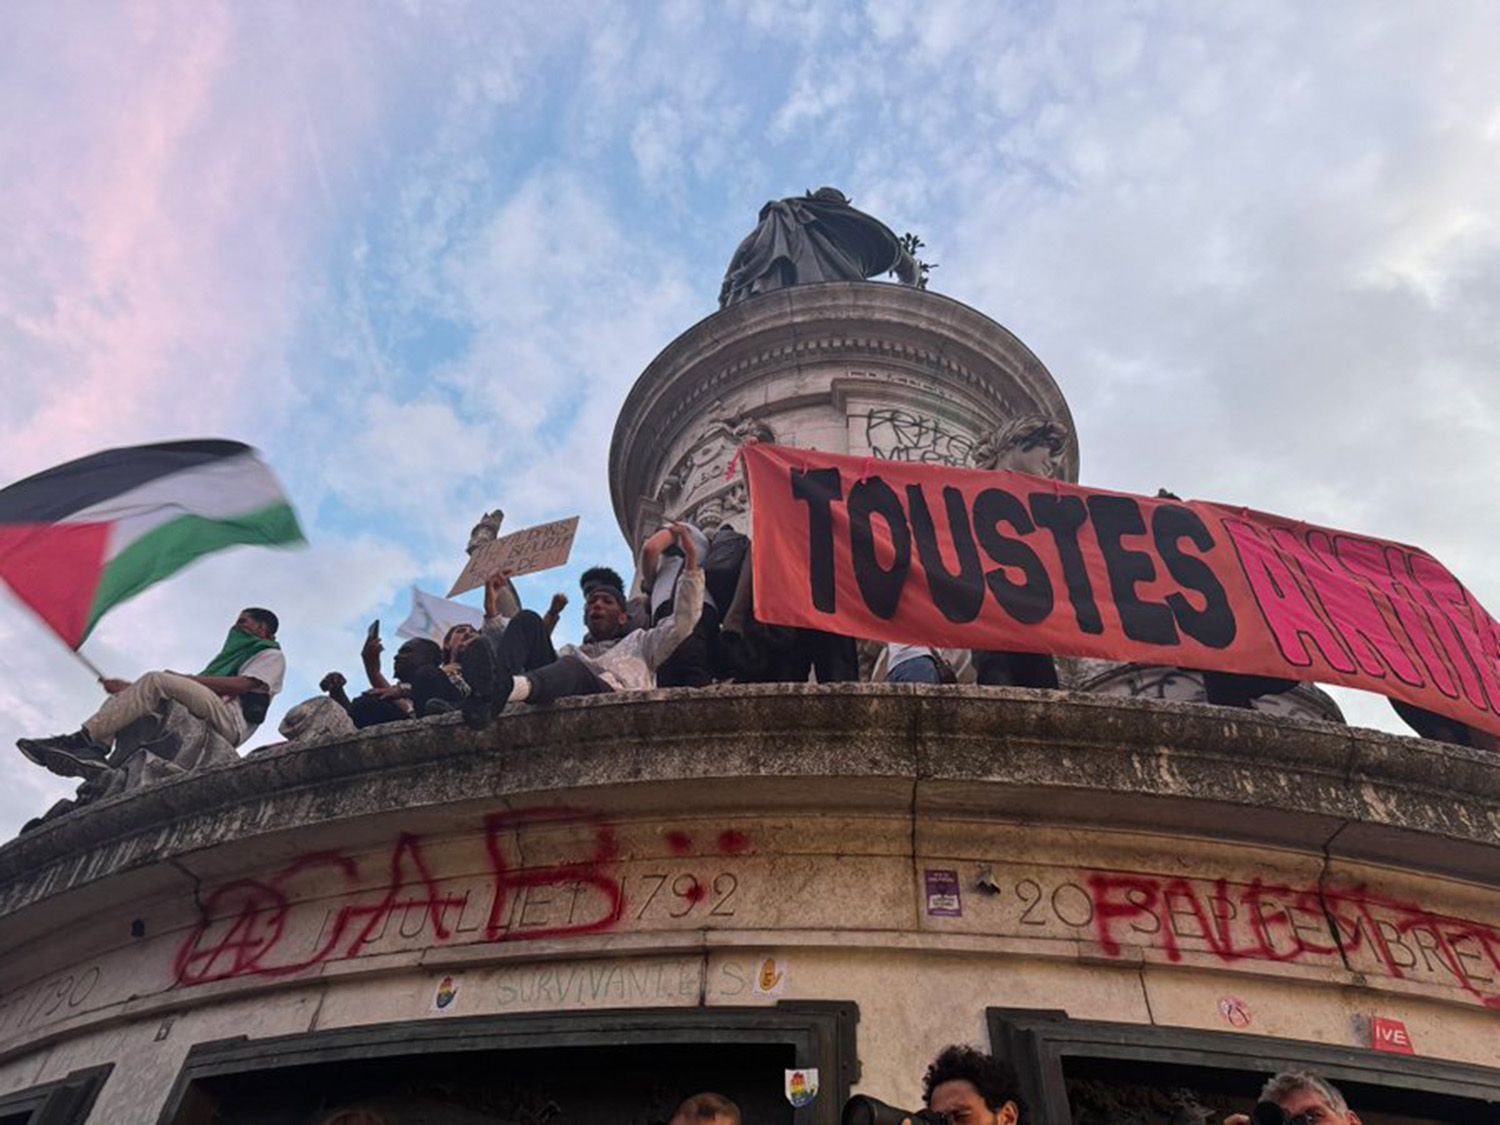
top-left (366, 619), bottom-right (380, 642)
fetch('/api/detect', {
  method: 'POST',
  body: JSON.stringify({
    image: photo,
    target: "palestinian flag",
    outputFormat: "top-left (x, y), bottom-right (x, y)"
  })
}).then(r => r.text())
top-left (0, 440), bottom-right (304, 648)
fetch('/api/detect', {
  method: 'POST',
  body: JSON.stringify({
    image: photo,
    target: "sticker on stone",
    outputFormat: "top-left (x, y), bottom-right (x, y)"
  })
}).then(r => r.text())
top-left (753, 955), bottom-right (786, 997)
top-left (925, 869), bottom-right (962, 917)
top-left (432, 974), bottom-right (460, 1013)
top-left (1371, 1016), bottom-right (1414, 1055)
top-left (1218, 995), bottom-right (1251, 1028)
top-left (785, 1068), bottom-right (819, 1107)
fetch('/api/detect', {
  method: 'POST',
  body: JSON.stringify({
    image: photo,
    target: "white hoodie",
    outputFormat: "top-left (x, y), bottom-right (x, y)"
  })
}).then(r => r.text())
top-left (559, 568), bottom-right (704, 691)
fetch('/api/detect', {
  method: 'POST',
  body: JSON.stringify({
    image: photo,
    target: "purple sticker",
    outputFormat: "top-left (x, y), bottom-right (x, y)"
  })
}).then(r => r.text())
top-left (925, 869), bottom-right (962, 917)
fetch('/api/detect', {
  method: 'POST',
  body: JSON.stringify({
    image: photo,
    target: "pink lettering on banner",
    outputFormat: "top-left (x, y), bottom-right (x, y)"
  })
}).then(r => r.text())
top-left (1220, 519), bottom-right (1356, 673)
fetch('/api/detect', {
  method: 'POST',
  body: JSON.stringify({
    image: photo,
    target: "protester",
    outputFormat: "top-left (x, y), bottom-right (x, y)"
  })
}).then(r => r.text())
top-left (639, 520), bottom-right (719, 688)
top-left (1225, 1070), bottom-right (1360, 1125)
top-left (668, 1092), bottom-right (741, 1125)
top-left (459, 523), bottom-right (703, 727)
top-left (16, 608), bottom-right (285, 778)
top-left (481, 570), bottom-right (560, 628)
top-left (972, 650), bottom-right (1058, 691)
top-left (321, 636), bottom-right (461, 727)
top-left (916, 1044), bottom-right (1025, 1125)
top-left (1390, 698), bottom-right (1499, 751)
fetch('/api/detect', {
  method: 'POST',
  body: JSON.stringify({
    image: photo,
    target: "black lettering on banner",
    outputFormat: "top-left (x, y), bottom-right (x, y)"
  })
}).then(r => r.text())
top-left (849, 478), bottom-right (911, 619)
top-left (791, 468), bottom-right (843, 613)
top-left (1152, 505), bottom-right (1236, 649)
top-left (1029, 494), bottom-right (1103, 634)
top-left (1087, 495), bottom-right (1177, 645)
top-left (906, 484), bottom-right (985, 623)
top-left (973, 488), bottom-right (1053, 625)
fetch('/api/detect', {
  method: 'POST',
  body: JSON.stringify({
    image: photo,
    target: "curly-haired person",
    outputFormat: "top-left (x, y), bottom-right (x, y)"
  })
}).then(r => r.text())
top-left (917, 1044), bottom-right (1026, 1125)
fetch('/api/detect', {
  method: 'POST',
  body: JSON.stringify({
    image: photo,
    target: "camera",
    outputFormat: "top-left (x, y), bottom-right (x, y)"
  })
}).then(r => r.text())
top-left (842, 1095), bottom-right (949, 1125)
top-left (1252, 1102), bottom-right (1312, 1125)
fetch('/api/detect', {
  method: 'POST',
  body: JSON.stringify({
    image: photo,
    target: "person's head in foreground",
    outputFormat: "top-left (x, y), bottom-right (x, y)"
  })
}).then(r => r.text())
top-left (922, 1044), bottom-right (1024, 1124)
top-left (1251, 1071), bottom-right (1360, 1125)
top-left (669, 1091), bottom-right (741, 1125)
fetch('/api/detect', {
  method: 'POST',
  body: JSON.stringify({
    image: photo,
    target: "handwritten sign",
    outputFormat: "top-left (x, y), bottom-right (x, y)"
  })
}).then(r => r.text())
top-left (447, 516), bottom-right (579, 596)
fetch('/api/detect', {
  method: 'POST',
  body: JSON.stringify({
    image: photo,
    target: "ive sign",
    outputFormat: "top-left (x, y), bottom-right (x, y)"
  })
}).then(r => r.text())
top-left (743, 444), bottom-right (1500, 737)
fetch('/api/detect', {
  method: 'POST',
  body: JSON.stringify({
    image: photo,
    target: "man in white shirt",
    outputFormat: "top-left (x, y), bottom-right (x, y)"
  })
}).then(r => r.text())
top-left (17, 607), bottom-right (286, 778)
top-left (460, 524), bottom-right (703, 728)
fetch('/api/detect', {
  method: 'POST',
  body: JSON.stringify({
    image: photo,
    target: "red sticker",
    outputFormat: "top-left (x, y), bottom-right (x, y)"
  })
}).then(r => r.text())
top-left (1218, 996), bottom-right (1252, 1028)
top-left (1372, 1016), bottom-right (1415, 1055)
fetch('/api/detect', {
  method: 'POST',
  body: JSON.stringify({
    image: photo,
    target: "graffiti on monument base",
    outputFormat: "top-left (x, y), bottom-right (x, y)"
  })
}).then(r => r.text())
top-left (939, 867), bottom-right (1500, 1010)
top-left (173, 808), bottom-right (749, 987)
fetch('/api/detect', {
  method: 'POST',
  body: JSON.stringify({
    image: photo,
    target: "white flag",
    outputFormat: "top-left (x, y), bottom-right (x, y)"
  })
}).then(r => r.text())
top-left (396, 586), bottom-right (483, 644)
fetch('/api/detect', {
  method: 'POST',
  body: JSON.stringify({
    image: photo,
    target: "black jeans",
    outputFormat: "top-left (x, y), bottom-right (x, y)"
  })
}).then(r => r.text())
top-left (527, 655), bottom-right (612, 704)
top-left (656, 603), bottom-right (721, 688)
top-left (973, 650), bottom-right (1059, 689)
top-left (1201, 670), bottom-right (1297, 709)
top-left (489, 610), bottom-right (558, 675)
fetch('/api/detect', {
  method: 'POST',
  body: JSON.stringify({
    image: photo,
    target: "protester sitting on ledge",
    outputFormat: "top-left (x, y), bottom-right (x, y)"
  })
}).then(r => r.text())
top-left (459, 523), bottom-right (703, 727)
top-left (1390, 698), bottom-right (1499, 752)
top-left (320, 636), bottom-right (461, 727)
top-left (639, 520), bottom-right (718, 688)
top-left (16, 607), bottom-right (285, 778)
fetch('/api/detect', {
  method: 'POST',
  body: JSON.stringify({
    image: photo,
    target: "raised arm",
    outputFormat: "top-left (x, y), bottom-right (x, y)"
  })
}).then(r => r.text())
top-left (639, 523), bottom-right (704, 670)
top-left (485, 571), bottom-right (522, 622)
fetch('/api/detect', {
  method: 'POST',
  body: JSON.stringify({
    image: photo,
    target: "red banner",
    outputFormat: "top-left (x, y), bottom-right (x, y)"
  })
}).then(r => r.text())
top-left (744, 444), bottom-right (1500, 737)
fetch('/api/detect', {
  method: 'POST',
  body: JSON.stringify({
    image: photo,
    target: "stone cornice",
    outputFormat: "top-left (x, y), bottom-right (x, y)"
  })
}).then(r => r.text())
top-left (2, 686), bottom-right (1496, 931)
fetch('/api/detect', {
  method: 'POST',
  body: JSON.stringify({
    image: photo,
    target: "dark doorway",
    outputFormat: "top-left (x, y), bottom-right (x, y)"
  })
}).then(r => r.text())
top-left (162, 1003), bottom-right (857, 1125)
top-left (183, 1040), bottom-right (792, 1124)
top-left (989, 1009), bottom-right (1500, 1125)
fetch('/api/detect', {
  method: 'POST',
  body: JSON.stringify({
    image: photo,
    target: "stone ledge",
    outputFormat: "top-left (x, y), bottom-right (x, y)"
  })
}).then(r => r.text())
top-left (0, 685), bottom-right (1495, 923)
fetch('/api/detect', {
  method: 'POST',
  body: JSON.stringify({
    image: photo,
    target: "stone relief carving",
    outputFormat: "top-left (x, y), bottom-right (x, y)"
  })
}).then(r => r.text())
top-left (652, 402), bottom-right (773, 528)
top-left (970, 413), bottom-right (1071, 479)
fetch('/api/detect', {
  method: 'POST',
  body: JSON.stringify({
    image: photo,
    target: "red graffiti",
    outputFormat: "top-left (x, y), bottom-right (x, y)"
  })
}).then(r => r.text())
top-left (175, 809), bottom-right (742, 987)
top-left (1085, 870), bottom-right (1500, 1009)
top-left (482, 808), bottom-right (623, 943)
top-left (665, 831), bottom-right (693, 855)
top-left (717, 829), bottom-right (751, 855)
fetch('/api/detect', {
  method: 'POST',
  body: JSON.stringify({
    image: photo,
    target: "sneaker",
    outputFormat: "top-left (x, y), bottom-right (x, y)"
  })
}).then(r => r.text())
top-left (460, 639), bottom-right (498, 730)
top-left (458, 640), bottom-right (515, 731)
top-left (16, 732), bottom-right (109, 779)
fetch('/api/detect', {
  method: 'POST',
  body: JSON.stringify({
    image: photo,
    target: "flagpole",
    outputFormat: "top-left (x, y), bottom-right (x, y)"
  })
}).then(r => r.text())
top-left (69, 648), bottom-right (109, 683)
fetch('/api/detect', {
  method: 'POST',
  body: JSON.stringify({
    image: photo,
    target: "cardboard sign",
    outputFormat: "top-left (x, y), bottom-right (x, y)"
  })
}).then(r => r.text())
top-left (1372, 1016), bottom-right (1415, 1054)
top-left (744, 444), bottom-right (1500, 737)
top-left (447, 516), bottom-right (579, 597)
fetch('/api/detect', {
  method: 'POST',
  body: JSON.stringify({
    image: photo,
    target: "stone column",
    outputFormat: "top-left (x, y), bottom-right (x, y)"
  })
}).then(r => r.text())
top-left (610, 281), bottom-right (1078, 546)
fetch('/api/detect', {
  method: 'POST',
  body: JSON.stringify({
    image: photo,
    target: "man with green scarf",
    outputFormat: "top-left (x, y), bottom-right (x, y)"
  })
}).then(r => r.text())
top-left (17, 607), bottom-right (286, 779)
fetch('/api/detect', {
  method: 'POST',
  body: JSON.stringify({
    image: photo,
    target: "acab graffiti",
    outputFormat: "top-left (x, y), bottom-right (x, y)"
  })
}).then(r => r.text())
top-left (174, 809), bottom-right (744, 987)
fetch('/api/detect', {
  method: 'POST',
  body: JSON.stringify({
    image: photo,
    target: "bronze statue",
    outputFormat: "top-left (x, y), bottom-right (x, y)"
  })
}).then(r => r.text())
top-left (719, 187), bottom-right (920, 308)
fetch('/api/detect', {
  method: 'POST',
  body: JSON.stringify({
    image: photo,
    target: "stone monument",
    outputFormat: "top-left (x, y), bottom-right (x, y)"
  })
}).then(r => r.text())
top-left (8, 189), bottom-right (1498, 1125)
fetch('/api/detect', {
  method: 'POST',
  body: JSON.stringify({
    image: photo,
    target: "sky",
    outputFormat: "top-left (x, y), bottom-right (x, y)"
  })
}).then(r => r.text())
top-left (1, 0), bottom-right (1498, 838)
